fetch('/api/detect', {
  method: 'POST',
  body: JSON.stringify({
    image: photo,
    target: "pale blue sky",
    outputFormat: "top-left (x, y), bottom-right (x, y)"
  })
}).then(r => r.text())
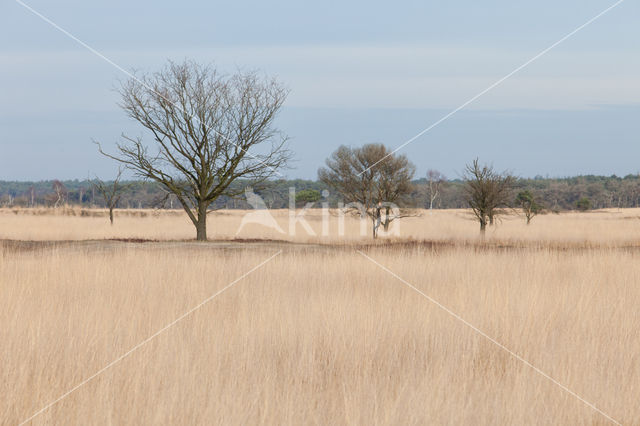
top-left (1, 0), bottom-right (639, 180)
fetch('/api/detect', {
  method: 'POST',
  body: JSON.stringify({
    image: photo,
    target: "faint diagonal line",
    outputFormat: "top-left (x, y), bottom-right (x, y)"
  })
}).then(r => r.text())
top-left (14, 0), bottom-right (285, 178)
top-left (356, 250), bottom-right (621, 425)
top-left (357, 0), bottom-right (626, 176)
top-left (19, 250), bottom-right (282, 425)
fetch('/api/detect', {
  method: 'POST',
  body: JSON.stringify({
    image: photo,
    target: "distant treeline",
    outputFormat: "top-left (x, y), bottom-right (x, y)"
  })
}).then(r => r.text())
top-left (1, 174), bottom-right (640, 211)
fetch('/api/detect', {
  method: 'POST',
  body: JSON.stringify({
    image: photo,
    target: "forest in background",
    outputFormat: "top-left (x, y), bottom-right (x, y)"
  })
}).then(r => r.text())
top-left (1, 174), bottom-right (640, 211)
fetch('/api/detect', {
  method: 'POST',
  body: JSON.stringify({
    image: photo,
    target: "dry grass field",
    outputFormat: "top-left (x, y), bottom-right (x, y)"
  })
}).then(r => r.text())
top-left (2, 207), bottom-right (639, 425)
top-left (2, 206), bottom-right (640, 246)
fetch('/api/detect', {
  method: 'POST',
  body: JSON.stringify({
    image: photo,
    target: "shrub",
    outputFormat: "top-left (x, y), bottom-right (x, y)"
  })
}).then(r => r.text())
top-left (295, 189), bottom-right (322, 206)
top-left (576, 197), bottom-right (591, 211)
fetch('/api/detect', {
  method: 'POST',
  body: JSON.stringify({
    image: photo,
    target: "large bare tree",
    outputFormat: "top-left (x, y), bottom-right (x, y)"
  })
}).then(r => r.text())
top-left (463, 159), bottom-right (514, 235)
top-left (98, 60), bottom-right (290, 240)
top-left (318, 143), bottom-right (415, 238)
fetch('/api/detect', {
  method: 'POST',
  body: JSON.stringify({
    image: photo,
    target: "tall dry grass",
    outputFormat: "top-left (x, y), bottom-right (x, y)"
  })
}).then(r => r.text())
top-left (1, 241), bottom-right (638, 424)
top-left (2, 207), bottom-right (640, 246)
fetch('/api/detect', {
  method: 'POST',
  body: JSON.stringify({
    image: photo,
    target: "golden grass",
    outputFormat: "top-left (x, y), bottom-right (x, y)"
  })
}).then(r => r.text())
top-left (2, 206), bottom-right (640, 246)
top-left (1, 209), bottom-right (639, 424)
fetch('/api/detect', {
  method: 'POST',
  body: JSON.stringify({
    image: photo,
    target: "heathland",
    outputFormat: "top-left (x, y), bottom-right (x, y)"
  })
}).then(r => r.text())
top-left (1, 208), bottom-right (638, 425)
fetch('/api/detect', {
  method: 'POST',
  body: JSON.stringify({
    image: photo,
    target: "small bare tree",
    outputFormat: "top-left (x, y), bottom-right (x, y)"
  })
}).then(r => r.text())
top-left (93, 168), bottom-right (131, 225)
top-left (51, 180), bottom-right (67, 208)
top-left (463, 159), bottom-right (514, 235)
top-left (426, 169), bottom-right (445, 211)
top-left (318, 143), bottom-right (415, 238)
top-left (28, 185), bottom-right (35, 207)
top-left (515, 190), bottom-right (543, 224)
top-left (98, 60), bottom-right (290, 240)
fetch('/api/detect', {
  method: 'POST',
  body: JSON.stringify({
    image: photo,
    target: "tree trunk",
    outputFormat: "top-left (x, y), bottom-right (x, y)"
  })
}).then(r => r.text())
top-left (109, 207), bottom-right (114, 225)
top-left (372, 218), bottom-right (378, 239)
top-left (196, 202), bottom-right (208, 241)
top-left (480, 219), bottom-right (487, 237)
top-left (526, 215), bottom-right (531, 225)
top-left (383, 207), bottom-right (391, 231)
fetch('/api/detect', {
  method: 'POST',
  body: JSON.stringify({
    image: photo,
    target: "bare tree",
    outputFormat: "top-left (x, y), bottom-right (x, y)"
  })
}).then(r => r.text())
top-left (51, 180), bottom-right (67, 208)
top-left (98, 60), bottom-right (290, 240)
top-left (318, 143), bottom-right (416, 238)
top-left (377, 150), bottom-right (416, 232)
top-left (515, 190), bottom-right (543, 224)
top-left (93, 168), bottom-right (131, 225)
top-left (426, 169), bottom-right (445, 212)
top-left (463, 159), bottom-right (514, 235)
top-left (28, 185), bottom-right (35, 207)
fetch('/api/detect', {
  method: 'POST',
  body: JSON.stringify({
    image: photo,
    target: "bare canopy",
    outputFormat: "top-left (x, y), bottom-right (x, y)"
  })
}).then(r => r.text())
top-left (99, 60), bottom-right (290, 240)
top-left (318, 143), bottom-right (415, 238)
top-left (93, 167), bottom-right (131, 225)
top-left (462, 158), bottom-right (514, 235)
